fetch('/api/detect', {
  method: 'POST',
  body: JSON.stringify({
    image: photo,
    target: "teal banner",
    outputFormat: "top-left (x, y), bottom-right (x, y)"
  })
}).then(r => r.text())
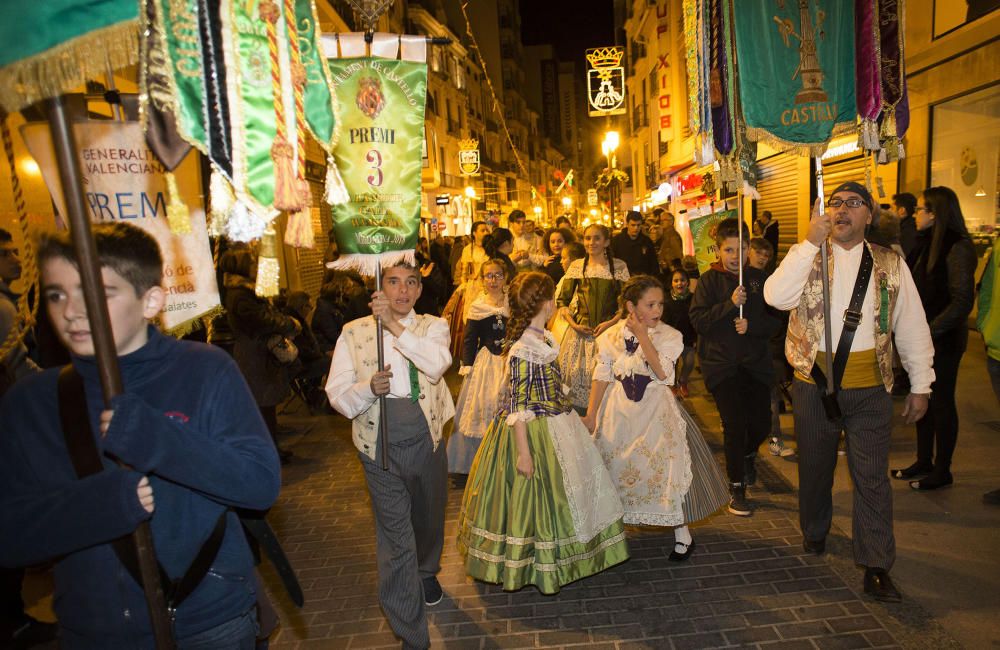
top-left (733, 0), bottom-right (856, 153)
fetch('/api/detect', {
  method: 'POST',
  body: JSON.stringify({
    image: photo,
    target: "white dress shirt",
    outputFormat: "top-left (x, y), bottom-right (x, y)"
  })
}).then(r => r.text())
top-left (764, 240), bottom-right (935, 393)
top-left (513, 233), bottom-right (546, 268)
top-left (325, 310), bottom-right (452, 419)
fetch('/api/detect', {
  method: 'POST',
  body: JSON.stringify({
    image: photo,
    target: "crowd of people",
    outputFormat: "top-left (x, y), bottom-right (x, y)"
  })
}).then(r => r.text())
top-left (0, 178), bottom-right (996, 649)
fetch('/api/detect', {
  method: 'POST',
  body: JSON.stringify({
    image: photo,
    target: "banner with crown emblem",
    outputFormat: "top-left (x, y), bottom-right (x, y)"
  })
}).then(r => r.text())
top-left (322, 33), bottom-right (428, 274)
top-left (586, 46), bottom-right (626, 117)
top-left (733, 0), bottom-right (856, 154)
top-left (458, 138), bottom-right (480, 176)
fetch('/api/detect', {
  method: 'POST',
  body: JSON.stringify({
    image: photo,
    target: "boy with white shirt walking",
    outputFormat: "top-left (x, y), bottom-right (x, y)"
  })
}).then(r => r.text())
top-left (326, 262), bottom-right (455, 650)
top-left (764, 181), bottom-right (934, 603)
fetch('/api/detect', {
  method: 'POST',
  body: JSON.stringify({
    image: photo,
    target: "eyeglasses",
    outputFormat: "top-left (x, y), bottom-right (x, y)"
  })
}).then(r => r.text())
top-left (483, 272), bottom-right (505, 281)
top-left (827, 198), bottom-right (867, 208)
top-left (827, 198), bottom-right (867, 209)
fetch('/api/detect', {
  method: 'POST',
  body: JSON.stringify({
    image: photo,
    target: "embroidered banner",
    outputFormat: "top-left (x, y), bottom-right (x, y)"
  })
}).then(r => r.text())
top-left (21, 121), bottom-right (221, 334)
top-left (323, 33), bottom-right (427, 274)
top-left (733, 0), bottom-right (856, 154)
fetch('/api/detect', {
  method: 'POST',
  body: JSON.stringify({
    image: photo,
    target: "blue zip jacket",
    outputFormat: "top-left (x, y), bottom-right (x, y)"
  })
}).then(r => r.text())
top-left (0, 327), bottom-right (281, 648)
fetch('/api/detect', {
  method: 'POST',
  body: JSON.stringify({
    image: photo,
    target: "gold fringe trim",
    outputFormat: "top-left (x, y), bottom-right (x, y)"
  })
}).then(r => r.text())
top-left (745, 121), bottom-right (858, 158)
top-left (0, 20), bottom-right (140, 114)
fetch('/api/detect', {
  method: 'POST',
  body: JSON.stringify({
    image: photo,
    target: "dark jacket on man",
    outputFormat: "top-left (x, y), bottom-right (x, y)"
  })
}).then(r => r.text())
top-left (612, 231), bottom-right (660, 276)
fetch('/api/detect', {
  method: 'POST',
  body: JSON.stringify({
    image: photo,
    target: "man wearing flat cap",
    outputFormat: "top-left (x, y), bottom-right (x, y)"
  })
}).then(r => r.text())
top-left (763, 181), bottom-right (934, 602)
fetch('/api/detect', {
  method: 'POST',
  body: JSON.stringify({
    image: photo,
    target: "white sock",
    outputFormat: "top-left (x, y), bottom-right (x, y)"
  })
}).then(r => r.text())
top-left (674, 525), bottom-right (692, 550)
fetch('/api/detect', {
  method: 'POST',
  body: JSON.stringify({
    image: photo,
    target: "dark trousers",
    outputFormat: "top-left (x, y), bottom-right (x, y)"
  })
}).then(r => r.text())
top-left (709, 369), bottom-right (772, 483)
top-left (0, 567), bottom-right (25, 633)
top-left (916, 329), bottom-right (967, 472)
top-left (359, 399), bottom-right (447, 650)
top-left (793, 380), bottom-right (895, 570)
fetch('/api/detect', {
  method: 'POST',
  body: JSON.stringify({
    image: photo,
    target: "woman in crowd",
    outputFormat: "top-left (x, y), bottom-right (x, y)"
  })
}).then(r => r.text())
top-left (444, 221), bottom-right (492, 357)
top-left (892, 186), bottom-right (977, 490)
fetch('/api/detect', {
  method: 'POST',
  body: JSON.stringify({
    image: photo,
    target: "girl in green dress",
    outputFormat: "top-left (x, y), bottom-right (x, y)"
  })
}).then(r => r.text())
top-left (555, 224), bottom-right (630, 410)
top-left (457, 272), bottom-right (629, 594)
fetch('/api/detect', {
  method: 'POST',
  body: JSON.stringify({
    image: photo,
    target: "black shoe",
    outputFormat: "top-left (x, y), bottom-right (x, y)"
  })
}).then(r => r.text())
top-left (668, 539), bottom-right (695, 562)
top-left (422, 576), bottom-right (443, 606)
top-left (910, 470), bottom-right (953, 491)
top-left (802, 537), bottom-right (826, 555)
top-left (863, 567), bottom-right (901, 602)
top-left (744, 453), bottom-right (758, 487)
top-left (984, 488), bottom-right (1000, 505)
top-left (727, 483), bottom-right (752, 517)
top-left (890, 461), bottom-right (932, 480)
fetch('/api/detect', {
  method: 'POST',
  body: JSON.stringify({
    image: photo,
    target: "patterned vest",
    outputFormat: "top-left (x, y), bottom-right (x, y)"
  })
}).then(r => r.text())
top-left (785, 242), bottom-right (902, 392)
top-left (341, 315), bottom-right (456, 460)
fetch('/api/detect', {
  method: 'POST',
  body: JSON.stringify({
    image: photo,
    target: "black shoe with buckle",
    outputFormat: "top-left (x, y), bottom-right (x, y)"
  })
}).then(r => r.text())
top-left (422, 576), bottom-right (443, 606)
top-left (863, 567), bottom-right (901, 602)
top-left (891, 461), bottom-right (932, 480)
top-left (803, 537), bottom-right (826, 555)
top-left (668, 540), bottom-right (695, 562)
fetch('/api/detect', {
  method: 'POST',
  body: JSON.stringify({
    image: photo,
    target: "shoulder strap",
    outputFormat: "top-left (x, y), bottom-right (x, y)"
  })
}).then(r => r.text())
top-left (56, 365), bottom-right (227, 615)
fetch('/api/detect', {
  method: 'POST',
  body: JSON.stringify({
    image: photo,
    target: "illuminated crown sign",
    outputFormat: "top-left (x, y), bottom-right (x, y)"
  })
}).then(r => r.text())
top-left (586, 47), bottom-right (624, 69)
top-left (585, 46), bottom-right (626, 117)
top-left (458, 138), bottom-right (479, 151)
top-left (458, 139), bottom-right (480, 176)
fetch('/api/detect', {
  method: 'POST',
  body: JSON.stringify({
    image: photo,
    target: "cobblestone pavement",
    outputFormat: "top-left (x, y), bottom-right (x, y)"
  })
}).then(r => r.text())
top-left (263, 383), bottom-right (960, 650)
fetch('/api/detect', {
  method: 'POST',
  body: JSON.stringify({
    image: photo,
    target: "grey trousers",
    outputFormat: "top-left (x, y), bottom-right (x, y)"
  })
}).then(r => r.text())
top-left (792, 380), bottom-right (896, 570)
top-left (359, 399), bottom-right (448, 650)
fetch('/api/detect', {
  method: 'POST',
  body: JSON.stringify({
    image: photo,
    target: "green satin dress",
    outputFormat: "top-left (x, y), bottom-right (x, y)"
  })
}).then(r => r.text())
top-left (457, 332), bottom-right (629, 594)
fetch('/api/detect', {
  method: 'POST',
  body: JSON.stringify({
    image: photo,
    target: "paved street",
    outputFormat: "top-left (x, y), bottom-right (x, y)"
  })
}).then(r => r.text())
top-left (261, 340), bottom-right (999, 649)
top-left (18, 336), bottom-right (997, 649)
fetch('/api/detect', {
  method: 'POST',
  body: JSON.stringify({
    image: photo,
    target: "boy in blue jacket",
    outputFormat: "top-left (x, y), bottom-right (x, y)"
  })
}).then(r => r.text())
top-left (0, 223), bottom-right (281, 648)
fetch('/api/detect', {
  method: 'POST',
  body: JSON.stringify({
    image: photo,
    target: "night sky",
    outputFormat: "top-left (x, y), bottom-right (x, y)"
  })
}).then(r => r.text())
top-left (519, 0), bottom-right (616, 64)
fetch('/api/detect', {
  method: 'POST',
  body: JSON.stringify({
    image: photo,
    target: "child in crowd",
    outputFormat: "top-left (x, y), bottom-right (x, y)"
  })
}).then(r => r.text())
top-left (0, 223), bottom-right (281, 647)
top-left (541, 227), bottom-right (574, 284)
top-left (584, 275), bottom-right (728, 560)
top-left (326, 261), bottom-right (454, 649)
top-left (749, 238), bottom-right (795, 457)
top-left (555, 224), bottom-right (630, 411)
top-left (690, 219), bottom-right (779, 517)
top-left (458, 272), bottom-right (628, 594)
top-left (661, 267), bottom-right (697, 398)
top-left (560, 241), bottom-right (586, 272)
top-left (448, 259), bottom-right (510, 477)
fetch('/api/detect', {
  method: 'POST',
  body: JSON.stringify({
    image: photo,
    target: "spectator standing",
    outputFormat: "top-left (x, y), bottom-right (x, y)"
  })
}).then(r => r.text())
top-left (893, 192), bottom-right (918, 259)
top-left (658, 210), bottom-right (684, 271)
top-left (612, 211), bottom-right (661, 276)
top-left (660, 268), bottom-right (697, 398)
top-left (754, 210), bottom-right (780, 266)
top-left (892, 186), bottom-right (977, 490)
top-left (508, 210), bottom-right (545, 271)
top-left (222, 249), bottom-right (300, 463)
top-left (541, 227), bottom-right (573, 284)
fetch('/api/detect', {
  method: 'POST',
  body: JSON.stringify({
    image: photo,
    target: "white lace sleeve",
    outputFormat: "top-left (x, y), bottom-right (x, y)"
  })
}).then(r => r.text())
top-left (592, 328), bottom-right (615, 383)
top-left (650, 323), bottom-right (684, 385)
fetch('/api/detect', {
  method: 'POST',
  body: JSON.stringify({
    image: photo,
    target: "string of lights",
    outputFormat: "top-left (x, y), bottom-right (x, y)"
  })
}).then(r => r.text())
top-left (459, 1), bottom-right (530, 180)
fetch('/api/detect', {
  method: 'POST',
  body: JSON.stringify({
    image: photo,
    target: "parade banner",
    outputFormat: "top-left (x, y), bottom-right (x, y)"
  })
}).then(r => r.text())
top-left (733, 0), bottom-right (856, 154)
top-left (21, 121), bottom-right (221, 334)
top-left (687, 209), bottom-right (735, 276)
top-left (323, 33), bottom-right (427, 273)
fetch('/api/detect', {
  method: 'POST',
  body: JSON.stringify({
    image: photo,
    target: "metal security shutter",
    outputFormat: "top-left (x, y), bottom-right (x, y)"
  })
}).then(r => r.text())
top-left (820, 155), bottom-right (869, 203)
top-left (755, 153), bottom-right (800, 261)
top-left (295, 181), bottom-right (332, 298)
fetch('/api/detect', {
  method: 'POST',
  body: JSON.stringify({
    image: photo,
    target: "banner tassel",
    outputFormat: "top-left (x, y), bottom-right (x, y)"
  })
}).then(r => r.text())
top-left (270, 139), bottom-right (301, 211)
top-left (324, 156), bottom-right (350, 205)
top-left (285, 181), bottom-right (315, 248)
top-left (209, 170), bottom-right (236, 237)
top-left (256, 224), bottom-right (281, 297)
top-left (165, 171), bottom-right (192, 234)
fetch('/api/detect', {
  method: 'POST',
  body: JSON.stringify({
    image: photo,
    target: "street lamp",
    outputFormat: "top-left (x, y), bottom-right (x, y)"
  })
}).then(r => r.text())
top-left (561, 196), bottom-right (573, 209)
top-left (464, 185), bottom-right (477, 199)
top-left (602, 130), bottom-right (620, 227)
top-left (533, 205), bottom-right (542, 220)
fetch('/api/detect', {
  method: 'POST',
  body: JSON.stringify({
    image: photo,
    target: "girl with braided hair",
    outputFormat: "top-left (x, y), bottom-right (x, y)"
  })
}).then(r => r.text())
top-left (457, 272), bottom-right (629, 594)
top-left (447, 259), bottom-right (510, 476)
top-left (555, 224), bottom-right (630, 410)
top-left (583, 275), bottom-right (729, 561)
